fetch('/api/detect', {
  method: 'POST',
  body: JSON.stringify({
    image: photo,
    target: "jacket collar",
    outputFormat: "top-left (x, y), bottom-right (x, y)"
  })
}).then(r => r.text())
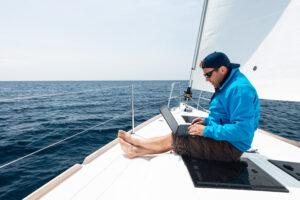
top-left (218, 68), bottom-right (239, 92)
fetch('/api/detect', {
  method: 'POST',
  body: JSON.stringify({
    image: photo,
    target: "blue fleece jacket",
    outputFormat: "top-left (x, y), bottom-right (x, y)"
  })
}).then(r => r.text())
top-left (203, 68), bottom-right (260, 152)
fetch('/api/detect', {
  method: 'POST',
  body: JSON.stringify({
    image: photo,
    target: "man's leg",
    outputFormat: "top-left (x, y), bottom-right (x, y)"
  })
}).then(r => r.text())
top-left (118, 130), bottom-right (172, 158)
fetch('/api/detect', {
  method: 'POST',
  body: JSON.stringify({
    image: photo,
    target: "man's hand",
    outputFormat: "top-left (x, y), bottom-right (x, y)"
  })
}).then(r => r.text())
top-left (188, 124), bottom-right (205, 136)
top-left (191, 117), bottom-right (205, 125)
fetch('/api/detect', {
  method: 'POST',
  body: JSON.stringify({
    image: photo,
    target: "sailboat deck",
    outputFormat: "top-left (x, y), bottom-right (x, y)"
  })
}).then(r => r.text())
top-left (26, 105), bottom-right (300, 200)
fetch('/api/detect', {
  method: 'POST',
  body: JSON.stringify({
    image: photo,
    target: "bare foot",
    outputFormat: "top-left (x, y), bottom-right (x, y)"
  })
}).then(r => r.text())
top-left (118, 130), bottom-right (140, 146)
top-left (118, 138), bottom-right (142, 159)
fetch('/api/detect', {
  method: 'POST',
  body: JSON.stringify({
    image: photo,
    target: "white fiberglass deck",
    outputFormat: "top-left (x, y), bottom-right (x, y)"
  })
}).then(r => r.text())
top-left (26, 104), bottom-right (300, 200)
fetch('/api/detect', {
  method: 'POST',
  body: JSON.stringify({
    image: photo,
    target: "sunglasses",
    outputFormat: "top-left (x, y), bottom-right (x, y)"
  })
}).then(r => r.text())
top-left (203, 68), bottom-right (218, 78)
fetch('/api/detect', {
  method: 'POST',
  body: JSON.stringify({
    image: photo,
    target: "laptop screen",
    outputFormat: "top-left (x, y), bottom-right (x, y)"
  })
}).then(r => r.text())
top-left (159, 105), bottom-right (178, 133)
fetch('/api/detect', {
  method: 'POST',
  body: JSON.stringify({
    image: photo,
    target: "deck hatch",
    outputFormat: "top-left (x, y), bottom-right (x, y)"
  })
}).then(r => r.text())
top-left (182, 156), bottom-right (288, 192)
top-left (269, 160), bottom-right (300, 181)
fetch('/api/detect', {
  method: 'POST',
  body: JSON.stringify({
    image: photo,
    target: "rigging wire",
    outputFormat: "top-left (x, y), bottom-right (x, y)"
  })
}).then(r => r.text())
top-left (0, 85), bottom-right (131, 102)
top-left (0, 110), bottom-right (131, 169)
top-left (0, 98), bottom-right (170, 169)
top-left (0, 82), bottom-right (186, 103)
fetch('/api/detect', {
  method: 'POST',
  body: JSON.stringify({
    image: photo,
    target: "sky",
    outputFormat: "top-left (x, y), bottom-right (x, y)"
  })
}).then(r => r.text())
top-left (0, 0), bottom-right (203, 81)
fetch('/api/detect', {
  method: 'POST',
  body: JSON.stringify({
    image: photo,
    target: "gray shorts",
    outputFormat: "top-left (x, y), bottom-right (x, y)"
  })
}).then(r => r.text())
top-left (172, 135), bottom-right (243, 162)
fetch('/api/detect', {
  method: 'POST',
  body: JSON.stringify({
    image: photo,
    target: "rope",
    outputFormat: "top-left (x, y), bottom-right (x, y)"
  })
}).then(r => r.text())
top-left (0, 85), bottom-right (131, 102)
top-left (189, 97), bottom-right (210, 113)
top-left (0, 82), bottom-right (185, 103)
top-left (0, 110), bottom-right (131, 169)
top-left (0, 98), bottom-right (169, 169)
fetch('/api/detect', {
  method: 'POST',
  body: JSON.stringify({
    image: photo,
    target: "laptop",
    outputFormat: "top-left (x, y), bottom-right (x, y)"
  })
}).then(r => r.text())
top-left (159, 105), bottom-right (190, 136)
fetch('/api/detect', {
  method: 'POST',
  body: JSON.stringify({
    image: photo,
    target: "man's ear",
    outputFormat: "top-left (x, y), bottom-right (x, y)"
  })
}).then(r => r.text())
top-left (220, 66), bottom-right (227, 73)
top-left (222, 66), bottom-right (228, 73)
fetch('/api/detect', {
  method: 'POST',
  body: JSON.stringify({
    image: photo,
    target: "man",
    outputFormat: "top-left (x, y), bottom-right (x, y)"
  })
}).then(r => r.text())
top-left (118, 52), bottom-right (260, 161)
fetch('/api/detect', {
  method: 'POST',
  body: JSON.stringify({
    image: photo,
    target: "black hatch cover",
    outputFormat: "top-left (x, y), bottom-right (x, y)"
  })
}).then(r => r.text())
top-left (182, 155), bottom-right (288, 193)
top-left (269, 160), bottom-right (300, 181)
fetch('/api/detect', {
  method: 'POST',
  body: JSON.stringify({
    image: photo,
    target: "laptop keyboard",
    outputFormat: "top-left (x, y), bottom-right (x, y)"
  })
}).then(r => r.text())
top-left (176, 125), bottom-right (190, 136)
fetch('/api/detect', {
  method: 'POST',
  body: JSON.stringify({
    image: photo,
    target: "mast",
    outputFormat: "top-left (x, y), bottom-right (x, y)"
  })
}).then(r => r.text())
top-left (184, 0), bottom-right (209, 102)
top-left (188, 0), bottom-right (209, 88)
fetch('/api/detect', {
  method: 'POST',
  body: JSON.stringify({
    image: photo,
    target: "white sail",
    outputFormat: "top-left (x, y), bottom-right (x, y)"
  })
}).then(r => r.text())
top-left (190, 0), bottom-right (300, 102)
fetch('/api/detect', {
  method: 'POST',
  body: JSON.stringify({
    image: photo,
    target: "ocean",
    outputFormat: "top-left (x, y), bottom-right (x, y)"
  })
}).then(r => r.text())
top-left (0, 81), bottom-right (299, 199)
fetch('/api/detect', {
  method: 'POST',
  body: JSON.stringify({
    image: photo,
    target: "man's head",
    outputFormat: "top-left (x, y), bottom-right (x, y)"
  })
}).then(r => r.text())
top-left (200, 52), bottom-right (240, 89)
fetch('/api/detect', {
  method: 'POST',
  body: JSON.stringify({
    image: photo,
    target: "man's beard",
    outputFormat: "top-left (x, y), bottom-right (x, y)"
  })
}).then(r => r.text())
top-left (216, 68), bottom-right (232, 90)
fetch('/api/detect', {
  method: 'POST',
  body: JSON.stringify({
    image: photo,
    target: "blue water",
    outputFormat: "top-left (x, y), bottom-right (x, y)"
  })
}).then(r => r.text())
top-left (0, 81), bottom-right (299, 200)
